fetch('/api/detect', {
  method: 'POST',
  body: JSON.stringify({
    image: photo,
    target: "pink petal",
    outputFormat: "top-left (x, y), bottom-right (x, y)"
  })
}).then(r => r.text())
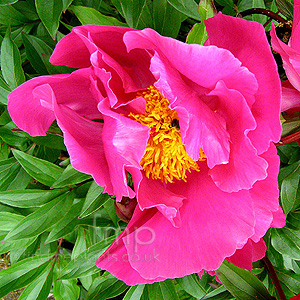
top-left (290, 0), bottom-right (300, 51)
top-left (97, 164), bottom-right (255, 284)
top-left (98, 99), bottom-right (150, 200)
top-left (271, 206), bottom-right (286, 228)
top-left (137, 175), bottom-right (185, 227)
top-left (209, 81), bottom-right (268, 192)
top-left (227, 239), bottom-right (266, 270)
top-left (281, 80), bottom-right (300, 112)
top-left (206, 14), bottom-right (282, 153)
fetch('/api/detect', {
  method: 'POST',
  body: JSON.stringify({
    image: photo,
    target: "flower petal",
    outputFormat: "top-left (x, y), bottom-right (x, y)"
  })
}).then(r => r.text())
top-left (209, 81), bottom-right (268, 192)
top-left (206, 14), bottom-right (282, 153)
top-left (281, 80), bottom-right (300, 112)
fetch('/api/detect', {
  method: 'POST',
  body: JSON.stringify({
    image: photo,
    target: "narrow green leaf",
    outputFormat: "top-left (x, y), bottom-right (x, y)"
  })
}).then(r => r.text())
top-left (0, 254), bottom-right (52, 298)
top-left (30, 133), bottom-right (66, 150)
top-left (5, 192), bottom-right (74, 241)
top-left (215, 260), bottom-right (275, 300)
top-left (186, 22), bottom-right (207, 45)
top-left (275, 0), bottom-right (293, 20)
top-left (276, 268), bottom-right (300, 294)
top-left (18, 261), bottom-right (53, 300)
top-left (167, 0), bottom-right (201, 21)
top-left (0, 0), bottom-right (19, 5)
top-left (0, 212), bottom-right (24, 231)
top-left (86, 275), bottom-right (128, 300)
top-left (0, 5), bottom-right (37, 25)
top-left (13, 149), bottom-right (63, 186)
top-left (62, 0), bottom-right (73, 11)
top-left (70, 5), bottom-right (126, 26)
top-left (0, 71), bottom-right (10, 105)
top-left (52, 164), bottom-right (91, 188)
top-left (59, 236), bottom-right (116, 279)
top-left (35, 0), bottom-right (63, 38)
top-left (0, 235), bottom-right (37, 255)
top-left (153, 0), bottom-right (183, 38)
top-left (0, 189), bottom-right (67, 208)
top-left (271, 226), bottom-right (300, 260)
top-left (45, 200), bottom-right (83, 243)
top-left (123, 285), bottom-right (145, 300)
top-left (53, 255), bottom-right (80, 300)
top-left (203, 285), bottom-right (234, 299)
top-left (176, 273), bottom-right (206, 298)
top-left (80, 181), bottom-right (110, 218)
top-left (71, 226), bottom-right (92, 260)
top-left (0, 28), bottom-right (25, 89)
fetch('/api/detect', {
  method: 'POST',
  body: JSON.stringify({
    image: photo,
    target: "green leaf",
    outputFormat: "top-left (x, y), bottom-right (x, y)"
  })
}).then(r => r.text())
top-left (275, 0), bottom-right (293, 20)
top-left (52, 164), bottom-right (91, 188)
top-left (215, 260), bottom-right (275, 300)
top-left (30, 133), bottom-right (66, 150)
top-left (0, 254), bottom-right (52, 298)
top-left (276, 268), bottom-right (300, 294)
top-left (18, 260), bottom-right (53, 300)
top-left (167, 0), bottom-right (201, 21)
top-left (0, 0), bottom-right (19, 5)
top-left (70, 5), bottom-right (126, 26)
top-left (80, 181), bottom-right (110, 218)
top-left (0, 189), bottom-right (67, 208)
top-left (280, 163), bottom-right (300, 214)
top-left (35, 0), bottom-right (63, 39)
top-left (147, 280), bottom-right (180, 299)
top-left (152, 0), bottom-right (183, 38)
top-left (0, 234), bottom-right (37, 255)
top-left (45, 200), bottom-right (83, 243)
top-left (59, 236), bottom-right (116, 279)
top-left (13, 149), bottom-right (63, 186)
top-left (62, 0), bottom-right (73, 11)
top-left (0, 5), bottom-right (37, 25)
top-left (0, 28), bottom-right (25, 89)
top-left (86, 275), bottom-right (128, 300)
top-left (186, 22), bottom-right (207, 45)
top-left (123, 285), bottom-right (146, 300)
top-left (176, 273), bottom-right (206, 298)
top-left (271, 226), bottom-right (300, 260)
top-left (203, 285), bottom-right (234, 299)
top-left (0, 71), bottom-right (10, 105)
top-left (0, 212), bottom-right (24, 231)
top-left (53, 255), bottom-right (80, 300)
top-left (5, 192), bottom-right (74, 241)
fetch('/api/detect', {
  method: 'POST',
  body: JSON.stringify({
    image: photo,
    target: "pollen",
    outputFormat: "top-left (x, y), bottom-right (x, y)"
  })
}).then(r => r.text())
top-left (129, 86), bottom-right (206, 183)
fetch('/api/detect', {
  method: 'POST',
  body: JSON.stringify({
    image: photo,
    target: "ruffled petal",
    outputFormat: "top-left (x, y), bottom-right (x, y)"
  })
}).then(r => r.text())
top-left (97, 164), bottom-right (255, 284)
top-left (98, 99), bottom-right (150, 200)
top-left (206, 14), bottom-right (282, 153)
top-left (290, 0), bottom-right (300, 51)
top-left (281, 80), bottom-right (300, 112)
top-left (137, 175), bottom-right (185, 227)
top-left (209, 81), bottom-right (268, 192)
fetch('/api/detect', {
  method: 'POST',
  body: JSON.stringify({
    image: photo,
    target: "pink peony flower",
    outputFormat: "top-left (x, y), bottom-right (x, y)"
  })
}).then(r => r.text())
top-left (8, 13), bottom-right (285, 285)
top-left (271, 0), bottom-right (300, 112)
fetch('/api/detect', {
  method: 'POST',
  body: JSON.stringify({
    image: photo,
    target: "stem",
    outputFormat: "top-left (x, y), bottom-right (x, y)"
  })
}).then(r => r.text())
top-left (275, 130), bottom-right (300, 146)
top-left (263, 256), bottom-right (287, 300)
top-left (52, 237), bottom-right (63, 260)
top-left (239, 8), bottom-right (292, 29)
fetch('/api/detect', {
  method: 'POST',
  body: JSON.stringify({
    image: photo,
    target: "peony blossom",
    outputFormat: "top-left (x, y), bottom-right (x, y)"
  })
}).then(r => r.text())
top-left (271, 0), bottom-right (300, 112)
top-left (8, 13), bottom-right (285, 285)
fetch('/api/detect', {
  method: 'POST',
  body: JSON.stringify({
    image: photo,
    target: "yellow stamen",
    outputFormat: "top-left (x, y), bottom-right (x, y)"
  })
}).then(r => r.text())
top-left (129, 86), bottom-right (206, 183)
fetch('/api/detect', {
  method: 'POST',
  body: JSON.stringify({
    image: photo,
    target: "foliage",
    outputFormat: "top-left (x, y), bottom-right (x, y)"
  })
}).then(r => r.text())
top-left (0, 0), bottom-right (298, 299)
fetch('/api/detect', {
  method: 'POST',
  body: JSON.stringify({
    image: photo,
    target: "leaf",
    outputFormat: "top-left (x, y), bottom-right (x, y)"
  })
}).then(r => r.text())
top-left (0, 254), bottom-right (52, 298)
top-left (203, 285), bottom-right (234, 299)
top-left (0, 28), bottom-right (25, 89)
top-left (152, 0), bottom-right (184, 38)
top-left (53, 255), bottom-right (80, 300)
top-left (45, 200), bottom-right (83, 243)
top-left (0, 5), bottom-right (37, 25)
top-left (275, 0), bottom-right (293, 20)
top-left (52, 164), bottom-right (91, 188)
top-left (30, 133), bottom-right (66, 150)
top-left (215, 260), bottom-right (275, 300)
top-left (5, 192), bottom-right (74, 241)
top-left (86, 275), bottom-right (128, 300)
top-left (280, 163), bottom-right (300, 214)
top-left (167, 0), bottom-right (201, 21)
top-left (59, 236), bottom-right (116, 279)
top-left (0, 71), bottom-right (10, 105)
top-left (271, 226), bottom-right (300, 260)
top-left (70, 5), bottom-right (126, 26)
top-left (0, 189), bottom-right (67, 208)
top-left (13, 149), bottom-right (63, 186)
top-left (80, 181), bottom-right (110, 218)
top-left (147, 280), bottom-right (180, 299)
top-left (123, 285), bottom-right (146, 300)
top-left (186, 22), bottom-right (207, 45)
top-left (62, 0), bottom-right (73, 11)
top-left (35, 0), bottom-right (63, 39)
top-left (18, 261), bottom-right (53, 300)
top-left (0, 235), bottom-right (37, 255)
top-left (276, 268), bottom-right (300, 294)
top-left (176, 273), bottom-right (206, 298)
top-left (0, 0), bottom-right (19, 5)
top-left (0, 212), bottom-right (24, 231)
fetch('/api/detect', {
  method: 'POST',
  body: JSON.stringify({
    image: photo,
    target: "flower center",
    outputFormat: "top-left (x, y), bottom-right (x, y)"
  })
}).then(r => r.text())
top-left (129, 86), bottom-right (206, 183)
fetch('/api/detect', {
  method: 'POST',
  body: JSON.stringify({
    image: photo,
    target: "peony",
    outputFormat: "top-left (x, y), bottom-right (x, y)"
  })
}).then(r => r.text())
top-left (8, 13), bottom-right (285, 285)
top-left (271, 0), bottom-right (300, 112)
